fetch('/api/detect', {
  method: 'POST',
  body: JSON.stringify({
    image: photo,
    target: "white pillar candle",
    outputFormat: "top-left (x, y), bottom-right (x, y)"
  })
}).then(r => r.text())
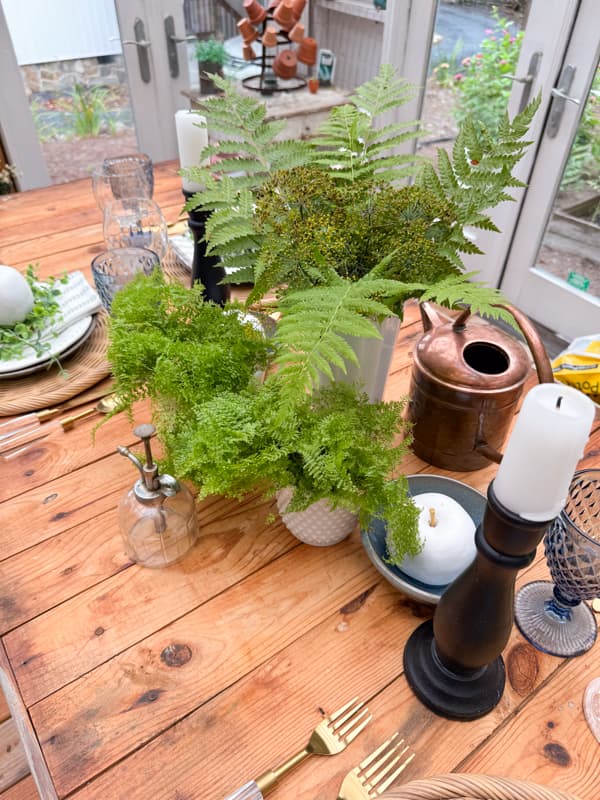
top-left (399, 492), bottom-right (476, 586)
top-left (494, 383), bottom-right (595, 521)
top-left (174, 110), bottom-right (208, 193)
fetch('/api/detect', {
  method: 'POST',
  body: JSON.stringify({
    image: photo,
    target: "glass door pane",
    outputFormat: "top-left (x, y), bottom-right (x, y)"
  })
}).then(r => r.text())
top-left (1, 0), bottom-right (139, 185)
top-left (537, 68), bottom-right (600, 300)
top-left (419, 1), bottom-right (529, 164)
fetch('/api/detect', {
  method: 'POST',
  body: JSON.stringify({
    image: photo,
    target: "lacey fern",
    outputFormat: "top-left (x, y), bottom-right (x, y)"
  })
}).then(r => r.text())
top-left (416, 96), bottom-right (541, 234)
top-left (311, 64), bottom-right (422, 183)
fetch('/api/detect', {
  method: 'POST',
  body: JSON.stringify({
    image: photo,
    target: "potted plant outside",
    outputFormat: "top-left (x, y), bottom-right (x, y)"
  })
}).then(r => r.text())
top-left (195, 37), bottom-right (227, 95)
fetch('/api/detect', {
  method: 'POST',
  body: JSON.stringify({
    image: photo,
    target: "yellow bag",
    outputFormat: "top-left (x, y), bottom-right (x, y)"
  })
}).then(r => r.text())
top-left (552, 335), bottom-right (600, 405)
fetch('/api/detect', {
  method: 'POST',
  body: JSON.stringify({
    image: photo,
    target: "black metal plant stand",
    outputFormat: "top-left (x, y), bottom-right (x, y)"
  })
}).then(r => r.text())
top-left (183, 190), bottom-right (230, 306)
top-left (403, 481), bottom-right (553, 721)
top-left (241, 12), bottom-right (307, 95)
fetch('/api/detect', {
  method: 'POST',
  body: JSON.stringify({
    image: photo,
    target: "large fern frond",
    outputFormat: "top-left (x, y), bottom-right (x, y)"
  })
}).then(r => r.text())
top-left (416, 95), bottom-right (541, 229)
top-left (421, 273), bottom-right (518, 327)
top-left (310, 64), bottom-right (421, 185)
top-left (271, 275), bottom-right (427, 401)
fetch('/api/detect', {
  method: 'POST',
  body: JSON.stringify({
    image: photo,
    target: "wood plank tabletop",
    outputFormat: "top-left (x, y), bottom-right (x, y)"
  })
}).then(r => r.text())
top-left (0, 165), bottom-right (598, 800)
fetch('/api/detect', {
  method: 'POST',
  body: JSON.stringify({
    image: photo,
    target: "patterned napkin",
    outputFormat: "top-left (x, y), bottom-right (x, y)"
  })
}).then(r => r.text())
top-left (169, 232), bottom-right (194, 270)
top-left (169, 233), bottom-right (242, 277)
top-left (0, 271), bottom-right (103, 373)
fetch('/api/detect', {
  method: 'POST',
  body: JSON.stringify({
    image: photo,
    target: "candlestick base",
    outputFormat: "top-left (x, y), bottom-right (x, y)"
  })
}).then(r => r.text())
top-left (183, 190), bottom-right (230, 306)
top-left (403, 620), bottom-right (505, 720)
top-left (403, 483), bottom-right (553, 721)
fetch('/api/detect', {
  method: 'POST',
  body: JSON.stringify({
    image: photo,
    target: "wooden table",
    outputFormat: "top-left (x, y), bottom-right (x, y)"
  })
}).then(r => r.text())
top-left (0, 165), bottom-right (599, 800)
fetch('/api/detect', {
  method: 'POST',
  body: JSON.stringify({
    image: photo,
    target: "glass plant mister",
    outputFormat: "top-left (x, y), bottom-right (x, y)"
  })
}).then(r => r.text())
top-left (117, 424), bottom-right (198, 568)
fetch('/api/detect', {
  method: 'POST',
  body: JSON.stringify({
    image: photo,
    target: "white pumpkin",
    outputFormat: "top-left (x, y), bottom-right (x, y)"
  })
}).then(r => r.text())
top-left (0, 265), bottom-right (34, 326)
top-left (397, 492), bottom-right (476, 586)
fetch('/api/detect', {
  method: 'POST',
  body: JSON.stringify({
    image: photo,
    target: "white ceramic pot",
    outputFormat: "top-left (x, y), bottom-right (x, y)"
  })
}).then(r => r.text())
top-left (320, 315), bottom-right (401, 402)
top-left (276, 488), bottom-right (358, 546)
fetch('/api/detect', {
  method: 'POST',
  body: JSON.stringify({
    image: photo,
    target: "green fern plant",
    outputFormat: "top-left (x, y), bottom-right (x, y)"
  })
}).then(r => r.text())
top-left (107, 275), bottom-right (422, 560)
top-left (309, 64), bottom-right (422, 184)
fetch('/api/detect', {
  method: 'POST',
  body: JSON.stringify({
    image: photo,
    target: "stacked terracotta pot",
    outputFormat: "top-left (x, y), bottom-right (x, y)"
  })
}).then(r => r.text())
top-left (236, 0), bottom-right (318, 81)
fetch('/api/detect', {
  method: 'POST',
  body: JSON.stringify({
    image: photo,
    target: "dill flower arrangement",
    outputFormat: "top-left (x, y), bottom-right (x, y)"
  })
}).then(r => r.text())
top-left (183, 65), bottom-right (540, 399)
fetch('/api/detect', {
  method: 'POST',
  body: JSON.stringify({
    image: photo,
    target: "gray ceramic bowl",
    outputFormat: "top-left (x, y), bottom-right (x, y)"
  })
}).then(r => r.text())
top-left (360, 474), bottom-right (487, 604)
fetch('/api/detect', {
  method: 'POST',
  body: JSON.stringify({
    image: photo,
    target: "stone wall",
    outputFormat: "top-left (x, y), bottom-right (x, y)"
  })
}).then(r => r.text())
top-left (20, 55), bottom-right (127, 97)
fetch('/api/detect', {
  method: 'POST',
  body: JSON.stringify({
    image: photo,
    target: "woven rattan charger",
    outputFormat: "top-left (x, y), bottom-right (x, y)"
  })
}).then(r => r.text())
top-left (384, 774), bottom-right (581, 800)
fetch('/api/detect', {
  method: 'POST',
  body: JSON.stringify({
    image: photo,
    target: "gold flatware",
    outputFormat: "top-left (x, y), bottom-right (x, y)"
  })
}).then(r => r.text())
top-left (60, 393), bottom-right (120, 431)
top-left (254, 697), bottom-right (371, 795)
top-left (336, 732), bottom-right (415, 800)
top-left (1, 386), bottom-right (114, 431)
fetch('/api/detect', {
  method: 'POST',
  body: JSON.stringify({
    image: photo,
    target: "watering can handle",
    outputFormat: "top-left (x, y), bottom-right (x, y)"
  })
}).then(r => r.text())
top-left (474, 303), bottom-right (554, 464)
top-left (493, 303), bottom-right (554, 384)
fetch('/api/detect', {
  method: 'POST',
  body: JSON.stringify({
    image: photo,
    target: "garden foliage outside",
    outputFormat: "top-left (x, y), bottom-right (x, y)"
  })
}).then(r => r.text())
top-left (433, 9), bottom-right (600, 194)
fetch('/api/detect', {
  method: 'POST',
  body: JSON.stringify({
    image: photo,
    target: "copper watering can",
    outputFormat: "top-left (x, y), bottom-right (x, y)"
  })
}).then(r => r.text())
top-left (407, 302), bottom-right (554, 471)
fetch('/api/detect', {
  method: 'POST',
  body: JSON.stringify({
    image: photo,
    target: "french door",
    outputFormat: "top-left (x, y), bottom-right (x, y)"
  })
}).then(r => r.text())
top-left (400, 0), bottom-right (598, 340)
top-left (496, 0), bottom-right (600, 340)
top-left (0, 0), bottom-right (191, 191)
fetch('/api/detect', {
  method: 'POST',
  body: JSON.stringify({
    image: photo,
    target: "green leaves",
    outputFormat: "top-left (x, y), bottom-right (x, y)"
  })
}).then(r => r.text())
top-left (0, 265), bottom-right (65, 361)
top-left (420, 273), bottom-right (518, 328)
top-left (271, 275), bottom-right (418, 400)
top-left (107, 272), bottom-right (271, 414)
top-left (416, 95), bottom-right (541, 231)
top-left (311, 64), bottom-right (421, 184)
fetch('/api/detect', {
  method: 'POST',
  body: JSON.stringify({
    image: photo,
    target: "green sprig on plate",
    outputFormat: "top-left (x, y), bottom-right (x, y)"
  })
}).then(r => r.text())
top-left (0, 265), bottom-right (67, 361)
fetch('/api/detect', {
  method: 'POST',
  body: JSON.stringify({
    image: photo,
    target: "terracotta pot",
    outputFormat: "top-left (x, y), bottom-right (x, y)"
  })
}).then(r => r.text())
top-left (243, 44), bottom-right (257, 61)
top-left (307, 77), bottom-right (319, 94)
top-left (262, 26), bottom-right (278, 48)
top-left (277, 488), bottom-right (358, 546)
top-left (243, 0), bottom-right (267, 25)
top-left (273, 0), bottom-right (295, 30)
top-left (289, 21), bottom-right (305, 43)
top-left (237, 18), bottom-right (258, 44)
top-left (292, 0), bottom-right (307, 17)
top-left (297, 36), bottom-right (317, 65)
top-left (273, 49), bottom-right (297, 79)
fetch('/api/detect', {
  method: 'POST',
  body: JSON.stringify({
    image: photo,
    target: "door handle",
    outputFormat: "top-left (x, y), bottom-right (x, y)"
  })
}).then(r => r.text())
top-left (164, 16), bottom-right (196, 78)
top-left (165, 15), bottom-right (182, 78)
top-left (123, 18), bottom-right (152, 83)
top-left (506, 51), bottom-right (542, 113)
top-left (547, 64), bottom-right (579, 138)
top-left (122, 40), bottom-right (151, 48)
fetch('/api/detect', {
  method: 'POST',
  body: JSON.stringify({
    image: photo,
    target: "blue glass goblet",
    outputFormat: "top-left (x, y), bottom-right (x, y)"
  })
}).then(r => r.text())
top-left (514, 469), bottom-right (600, 657)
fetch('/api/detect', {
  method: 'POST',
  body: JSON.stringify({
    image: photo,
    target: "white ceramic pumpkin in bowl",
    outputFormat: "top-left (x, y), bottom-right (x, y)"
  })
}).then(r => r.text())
top-left (396, 491), bottom-right (477, 586)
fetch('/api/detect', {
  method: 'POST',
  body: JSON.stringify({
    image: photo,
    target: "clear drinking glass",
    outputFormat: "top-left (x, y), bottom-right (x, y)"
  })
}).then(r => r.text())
top-left (103, 198), bottom-right (169, 260)
top-left (91, 247), bottom-right (160, 312)
top-left (91, 153), bottom-right (154, 210)
top-left (514, 469), bottom-right (600, 657)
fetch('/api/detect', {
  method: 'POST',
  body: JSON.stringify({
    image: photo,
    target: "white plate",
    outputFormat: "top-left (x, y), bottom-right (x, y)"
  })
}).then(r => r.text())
top-left (0, 315), bottom-right (94, 377)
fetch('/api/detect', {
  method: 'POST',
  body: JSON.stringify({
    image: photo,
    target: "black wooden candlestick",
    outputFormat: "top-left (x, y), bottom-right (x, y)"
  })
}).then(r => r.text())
top-left (403, 481), bottom-right (552, 721)
top-left (183, 190), bottom-right (230, 305)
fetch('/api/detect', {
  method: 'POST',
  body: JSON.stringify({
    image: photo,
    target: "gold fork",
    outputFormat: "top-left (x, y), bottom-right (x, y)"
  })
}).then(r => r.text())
top-left (336, 732), bottom-right (415, 800)
top-left (254, 697), bottom-right (371, 795)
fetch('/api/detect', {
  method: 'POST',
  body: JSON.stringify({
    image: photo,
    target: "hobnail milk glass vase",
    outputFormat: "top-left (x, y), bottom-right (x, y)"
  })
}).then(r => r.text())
top-left (276, 488), bottom-right (358, 546)
top-left (514, 469), bottom-right (600, 657)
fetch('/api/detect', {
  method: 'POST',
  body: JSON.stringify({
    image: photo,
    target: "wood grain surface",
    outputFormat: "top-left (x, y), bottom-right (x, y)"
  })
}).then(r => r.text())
top-left (1, 167), bottom-right (598, 800)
